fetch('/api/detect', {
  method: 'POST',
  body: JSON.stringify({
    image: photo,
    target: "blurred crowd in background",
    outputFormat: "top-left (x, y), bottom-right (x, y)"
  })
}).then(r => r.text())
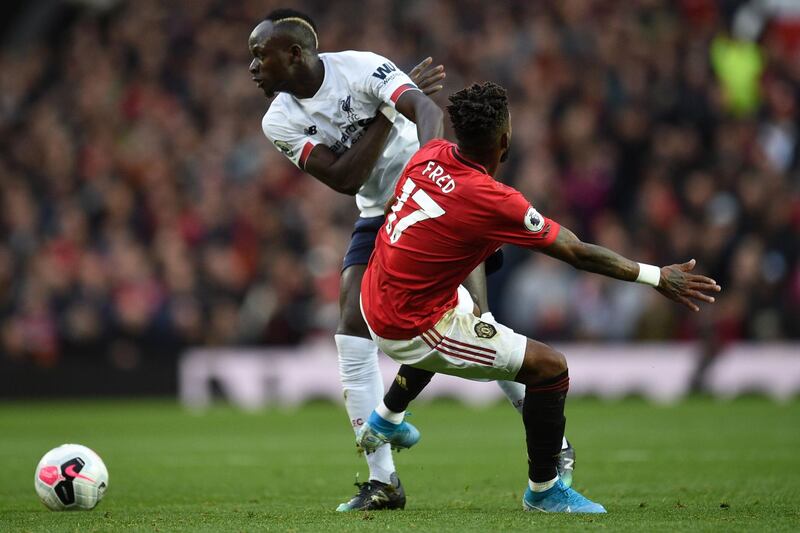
top-left (0, 0), bottom-right (798, 368)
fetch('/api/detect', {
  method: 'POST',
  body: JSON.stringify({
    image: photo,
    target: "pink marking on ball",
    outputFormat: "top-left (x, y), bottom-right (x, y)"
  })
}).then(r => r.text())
top-left (38, 465), bottom-right (60, 486)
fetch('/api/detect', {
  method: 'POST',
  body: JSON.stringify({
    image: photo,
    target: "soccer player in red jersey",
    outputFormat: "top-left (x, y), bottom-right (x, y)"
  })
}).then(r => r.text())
top-left (358, 82), bottom-right (721, 513)
top-left (249, 10), bottom-right (572, 511)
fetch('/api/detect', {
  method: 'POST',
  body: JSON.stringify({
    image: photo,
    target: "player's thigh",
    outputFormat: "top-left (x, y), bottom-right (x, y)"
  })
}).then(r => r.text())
top-left (337, 264), bottom-right (370, 337)
top-left (513, 339), bottom-right (567, 386)
top-left (431, 308), bottom-right (527, 381)
top-left (338, 215), bottom-right (383, 337)
top-left (375, 288), bottom-right (527, 381)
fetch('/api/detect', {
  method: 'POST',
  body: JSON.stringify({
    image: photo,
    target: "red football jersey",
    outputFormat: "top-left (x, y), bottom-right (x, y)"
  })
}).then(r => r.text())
top-left (361, 139), bottom-right (560, 339)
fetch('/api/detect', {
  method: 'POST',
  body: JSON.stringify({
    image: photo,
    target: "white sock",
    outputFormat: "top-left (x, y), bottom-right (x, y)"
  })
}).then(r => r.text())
top-left (376, 401), bottom-right (405, 424)
top-left (366, 445), bottom-right (394, 484)
top-left (496, 380), bottom-right (525, 413)
top-left (335, 334), bottom-right (395, 484)
top-left (529, 476), bottom-right (559, 492)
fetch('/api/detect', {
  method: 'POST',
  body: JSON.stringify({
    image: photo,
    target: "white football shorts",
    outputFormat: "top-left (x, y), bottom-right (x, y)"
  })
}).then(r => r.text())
top-left (363, 286), bottom-right (527, 381)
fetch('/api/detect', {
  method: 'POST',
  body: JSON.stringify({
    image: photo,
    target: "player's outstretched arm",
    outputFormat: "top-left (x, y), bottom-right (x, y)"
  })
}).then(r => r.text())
top-left (541, 226), bottom-right (721, 312)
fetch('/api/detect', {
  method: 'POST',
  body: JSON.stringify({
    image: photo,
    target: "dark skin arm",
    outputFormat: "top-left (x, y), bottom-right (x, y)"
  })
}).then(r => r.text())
top-left (541, 226), bottom-right (722, 312)
top-left (304, 116), bottom-right (393, 195)
top-left (462, 263), bottom-right (489, 315)
top-left (394, 89), bottom-right (444, 146)
top-left (302, 58), bottom-right (446, 195)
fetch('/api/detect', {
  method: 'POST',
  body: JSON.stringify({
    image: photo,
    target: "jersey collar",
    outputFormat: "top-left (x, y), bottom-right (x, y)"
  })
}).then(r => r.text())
top-left (451, 146), bottom-right (488, 175)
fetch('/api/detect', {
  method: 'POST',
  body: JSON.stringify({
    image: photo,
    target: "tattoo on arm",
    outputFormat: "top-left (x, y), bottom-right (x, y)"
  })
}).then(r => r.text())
top-left (571, 242), bottom-right (639, 281)
top-left (541, 226), bottom-right (638, 282)
top-left (542, 226), bottom-right (722, 312)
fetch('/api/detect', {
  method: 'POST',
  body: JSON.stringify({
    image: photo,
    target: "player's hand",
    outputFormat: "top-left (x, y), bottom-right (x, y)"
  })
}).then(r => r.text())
top-left (655, 259), bottom-right (721, 312)
top-left (409, 57), bottom-right (445, 96)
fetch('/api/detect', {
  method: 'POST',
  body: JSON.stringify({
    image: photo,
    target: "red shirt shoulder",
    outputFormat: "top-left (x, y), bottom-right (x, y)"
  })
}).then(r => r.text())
top-left (409, 138), bottom-right (455, 165)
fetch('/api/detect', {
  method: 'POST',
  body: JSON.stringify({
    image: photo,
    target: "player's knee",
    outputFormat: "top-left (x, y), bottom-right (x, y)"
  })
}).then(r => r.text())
top-left (517, 342), bottom-right (568, 386)
top-left (541, 348), bottom-right (567, 378)
top-left (335, 334), bottom-right (379, 383)
top-left (337, 266), bottom-right (369, 336)
top-left (337, 305), bottom-right (369, 337)
top-left (338, 353), bottom-right (379, 383)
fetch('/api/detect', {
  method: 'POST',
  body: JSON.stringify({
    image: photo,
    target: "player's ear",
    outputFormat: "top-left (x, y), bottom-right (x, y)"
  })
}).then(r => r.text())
top-left (500, 130), bottom-right (510, 152)
top-left (288, 44), bottom-right (304, 63)
top-left (499, 129), bottom-right (512, 163)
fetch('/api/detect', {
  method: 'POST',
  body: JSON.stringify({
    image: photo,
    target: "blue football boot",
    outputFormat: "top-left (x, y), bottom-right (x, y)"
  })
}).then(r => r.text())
top-left (356, 410), bottom-right (420, 454)
top-left (522, 478), bottom-right (606, 513)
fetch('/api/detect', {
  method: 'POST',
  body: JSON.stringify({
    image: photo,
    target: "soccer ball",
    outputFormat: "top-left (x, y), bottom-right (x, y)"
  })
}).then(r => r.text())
top-left (34, 444), bottom-right (109, 511)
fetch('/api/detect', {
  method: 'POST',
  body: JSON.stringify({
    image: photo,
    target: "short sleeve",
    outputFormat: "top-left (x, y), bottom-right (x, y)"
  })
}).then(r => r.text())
top-left (261, 111), bottom-right (319, 170)
top-left (357, 52), bottom-right (421, 108)
top-left (472, 179), bottom-right (560, 250)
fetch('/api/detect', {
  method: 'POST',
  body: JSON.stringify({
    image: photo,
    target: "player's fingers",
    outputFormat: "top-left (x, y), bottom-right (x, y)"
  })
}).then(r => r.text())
top-left (673, 293), bottom-right (700, 312)
top-left (686, 289), bottom-right (715, 304)
top-left (416, 66), bottom-right (445, 82)
top-left (410, 57), bottom-right (433, 77)
top-left (689, 275), bottom-right (721, 290)
top-left (680, 258), bottom-right (697, 271)
top-left (411, 57), bottom-right (433, 72)
top-left (418, 71), bottom-right (446, 87)
top-left (422, 84), bottom-right (444, 95)
top-left (688, 281), bottom-right (720, 292)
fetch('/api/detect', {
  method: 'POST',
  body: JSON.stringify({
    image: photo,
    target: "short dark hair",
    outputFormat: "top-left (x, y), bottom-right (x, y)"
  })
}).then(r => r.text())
top-left (264, 9), bottom-right (319, 49)
top-left (447, 82), bottom-right (509, 149)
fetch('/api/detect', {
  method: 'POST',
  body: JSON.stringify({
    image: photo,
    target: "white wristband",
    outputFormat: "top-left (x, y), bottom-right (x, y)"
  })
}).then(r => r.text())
top-left (636, 263), bottom-right (661, 287)
top-left (378, 103), bottom-right (397, 123)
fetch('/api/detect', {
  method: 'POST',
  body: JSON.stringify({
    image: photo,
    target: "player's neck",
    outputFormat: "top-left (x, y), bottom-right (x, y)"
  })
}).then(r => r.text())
top-left (291, 56), bottom-right (325, 99)
top-left (456, 146), bottom-right (500, 177)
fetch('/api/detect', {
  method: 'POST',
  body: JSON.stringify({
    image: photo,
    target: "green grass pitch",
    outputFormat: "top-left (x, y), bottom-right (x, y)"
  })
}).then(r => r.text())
top-left (1, 397), bottom-right (798, 532)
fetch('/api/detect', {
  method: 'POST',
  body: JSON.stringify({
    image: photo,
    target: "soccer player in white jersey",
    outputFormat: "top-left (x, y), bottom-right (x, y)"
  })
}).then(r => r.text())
top-left (248, 8), bottom-right (574, 511)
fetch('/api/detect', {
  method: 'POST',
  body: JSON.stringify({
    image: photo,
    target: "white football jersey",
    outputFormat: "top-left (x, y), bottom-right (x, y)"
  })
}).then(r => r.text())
top-left (262, 51), bottom-right (421, 217)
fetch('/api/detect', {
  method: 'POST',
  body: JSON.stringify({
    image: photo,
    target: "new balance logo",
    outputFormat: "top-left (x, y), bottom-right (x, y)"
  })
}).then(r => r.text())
top-left (372, 62), bottom-right (397, 80)
top-left (370, 492), bottom-right (391, 504)
top-left (304, 125), bottom-right (317, 135)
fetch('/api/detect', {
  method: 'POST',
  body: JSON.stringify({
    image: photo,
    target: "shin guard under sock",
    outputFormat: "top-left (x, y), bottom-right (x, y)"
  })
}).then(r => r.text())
top-left (522, 371), bottom-right (569, 483)
top-left (383, 365), bottom-right (434, 413)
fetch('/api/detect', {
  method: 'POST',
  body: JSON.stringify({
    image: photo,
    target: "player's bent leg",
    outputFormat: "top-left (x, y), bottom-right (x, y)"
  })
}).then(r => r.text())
top-left (337, 264), bottom-right (373, 338)
top-left (356, 365), bottom-right (428, 454)
top-left (515, 341), bottom-right (604, 513)
top-left (496, 379), bottom-right (525, 413)
top-left (366, 291), bottom-right (600, 512)
top-left (356, 408), bottom-right (421, 455)
top-left (495, 378), bottom-right (576, 488)
top-left (336, 265), bottom-right (404, 510)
